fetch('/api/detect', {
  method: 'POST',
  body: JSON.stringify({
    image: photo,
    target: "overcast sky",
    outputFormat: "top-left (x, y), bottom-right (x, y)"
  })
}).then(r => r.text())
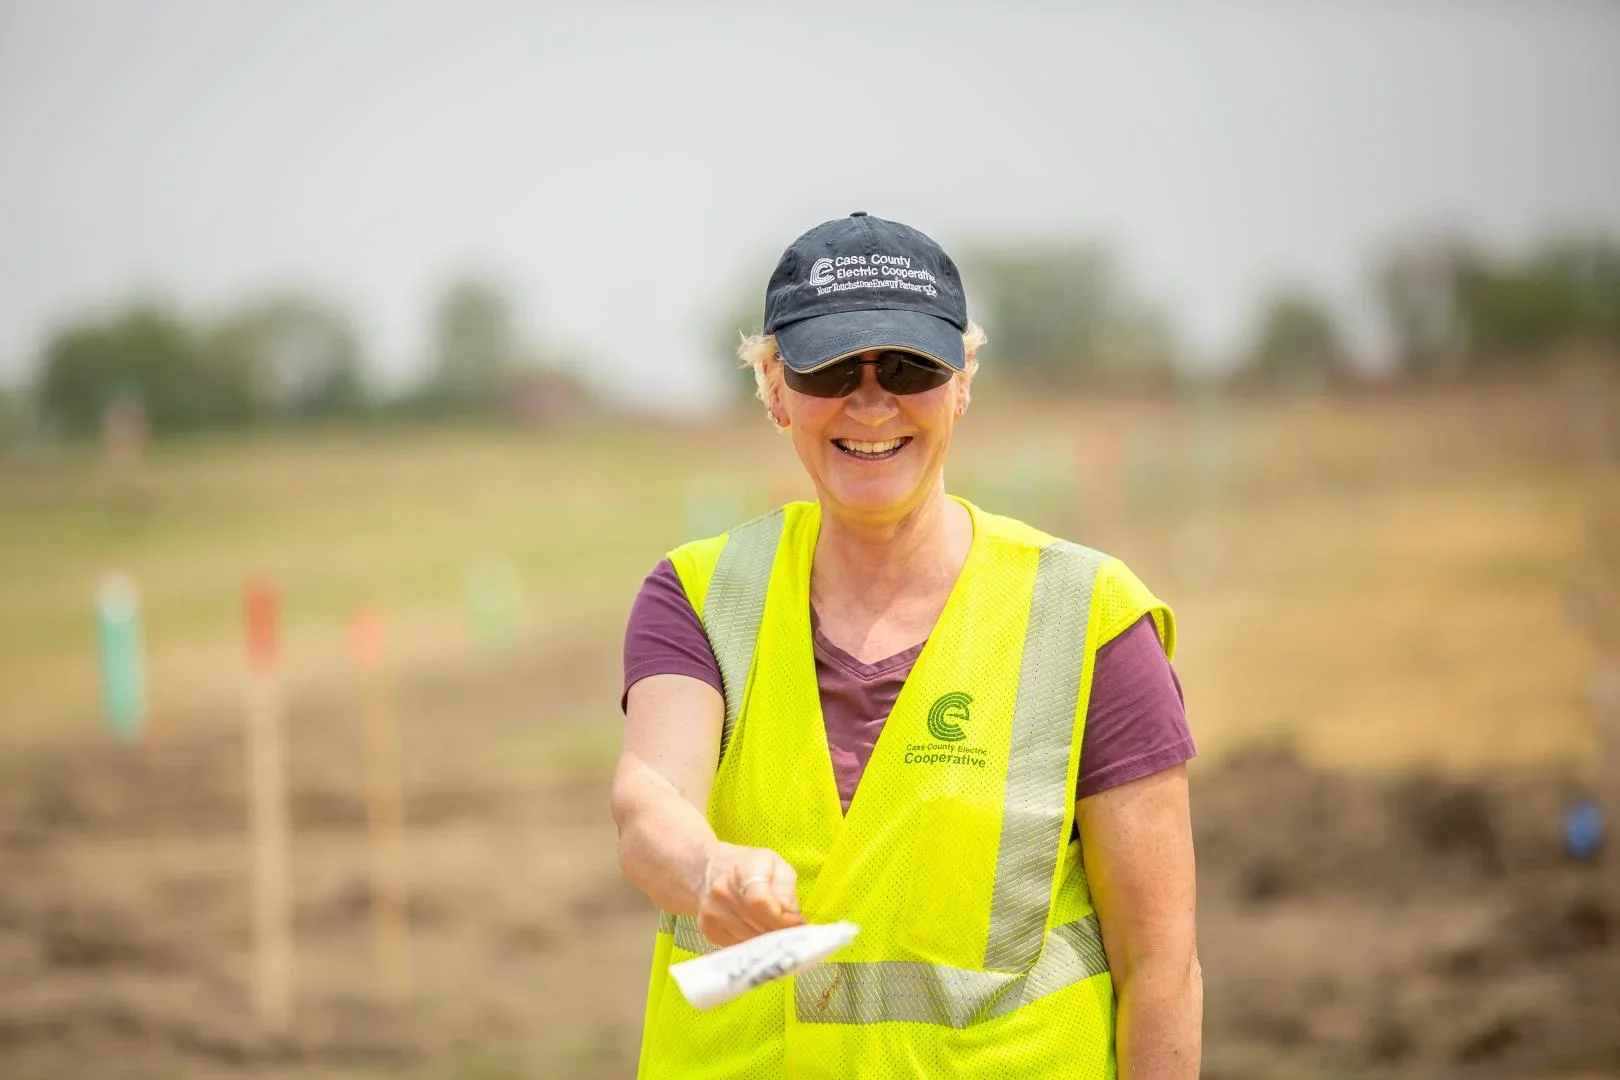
top-left (3, 1), bottom-right (1618, 413)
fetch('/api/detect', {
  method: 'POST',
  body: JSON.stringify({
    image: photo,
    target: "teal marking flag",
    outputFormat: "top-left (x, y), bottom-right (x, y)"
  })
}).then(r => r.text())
top-left (96, 573), bottom-right (145, 741)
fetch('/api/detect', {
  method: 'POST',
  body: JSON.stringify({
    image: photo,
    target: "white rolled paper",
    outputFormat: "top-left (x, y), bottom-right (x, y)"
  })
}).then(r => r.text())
top-left (669, 921), bottom-right (861, 1011)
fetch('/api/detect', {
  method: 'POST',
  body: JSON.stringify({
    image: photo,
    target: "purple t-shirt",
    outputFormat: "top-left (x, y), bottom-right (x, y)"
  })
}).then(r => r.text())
top-left (622, 560), bottom-right (1195, 812)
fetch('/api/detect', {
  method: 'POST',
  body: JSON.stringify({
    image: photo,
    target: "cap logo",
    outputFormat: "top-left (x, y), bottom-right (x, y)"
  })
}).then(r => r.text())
top-left (809, 253), bottom-right (940, 299)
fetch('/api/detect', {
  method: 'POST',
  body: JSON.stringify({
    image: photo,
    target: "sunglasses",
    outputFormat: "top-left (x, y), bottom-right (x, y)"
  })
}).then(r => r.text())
top-left (781, 350), bottom-right (955, 399)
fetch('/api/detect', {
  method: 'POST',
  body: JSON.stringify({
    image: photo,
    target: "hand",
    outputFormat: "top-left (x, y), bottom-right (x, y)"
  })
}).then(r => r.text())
top-left (696, 842), bottom-right (806, 947)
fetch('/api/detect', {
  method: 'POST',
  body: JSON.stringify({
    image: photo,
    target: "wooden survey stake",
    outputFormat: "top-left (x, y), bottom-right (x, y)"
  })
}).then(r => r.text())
top-left (245, 577), bottom-right (292, 1032)
top-left (350, 610), bottom-right (412, 1002)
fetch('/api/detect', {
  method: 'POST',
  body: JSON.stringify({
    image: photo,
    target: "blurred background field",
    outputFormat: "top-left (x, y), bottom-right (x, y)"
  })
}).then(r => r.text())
top-left (2, 374), bottom-right (1612, 772)
top-left (4, 3), bottom-right (1620, 1078)
top-left (4, 371), bottom-right (1618, 1080)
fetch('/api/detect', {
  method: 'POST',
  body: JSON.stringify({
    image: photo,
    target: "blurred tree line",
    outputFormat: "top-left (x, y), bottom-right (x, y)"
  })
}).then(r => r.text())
top-left (1372, 232), bottom-right (1620, 373)
top-left (10, 226), bottom-right (1619, 443)
top-left (20, 274), bottom-right (588, 439)
top-left (959, 243), bottom-right (1178, 391)
top-left (713, 227), bottom-right (1620, 400)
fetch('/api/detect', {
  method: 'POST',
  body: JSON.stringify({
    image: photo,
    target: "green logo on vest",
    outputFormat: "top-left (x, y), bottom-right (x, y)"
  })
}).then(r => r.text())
top-left (926, 691), bottom-right (971, 742)
top-left (907, 692), bottom-right (986, 767)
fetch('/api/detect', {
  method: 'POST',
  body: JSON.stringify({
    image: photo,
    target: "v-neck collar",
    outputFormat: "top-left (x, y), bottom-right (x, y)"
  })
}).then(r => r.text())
top-left (790, 497), bottom-right (986, 865)
top-left (809, 605), bottom-right (927, 680)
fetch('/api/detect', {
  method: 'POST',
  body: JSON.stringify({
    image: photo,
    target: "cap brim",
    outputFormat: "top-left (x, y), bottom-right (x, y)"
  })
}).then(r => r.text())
top-left (774, 309), bottom-right (966, 373)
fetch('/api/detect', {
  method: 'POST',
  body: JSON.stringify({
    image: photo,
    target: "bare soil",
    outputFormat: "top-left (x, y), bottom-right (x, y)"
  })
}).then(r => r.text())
top-left (1, 659), bottom-right (1616, 1080)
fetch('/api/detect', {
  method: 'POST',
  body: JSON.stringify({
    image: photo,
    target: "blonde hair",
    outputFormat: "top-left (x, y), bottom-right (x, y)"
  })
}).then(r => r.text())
top-left (738, 322), bottom-right (986, 427)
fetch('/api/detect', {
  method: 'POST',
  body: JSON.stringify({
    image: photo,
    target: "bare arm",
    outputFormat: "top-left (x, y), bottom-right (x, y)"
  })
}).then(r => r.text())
top-left (1076, 764), bottom-right (1202, 1080)
top-left (610, 673), bottom-right (804, 944)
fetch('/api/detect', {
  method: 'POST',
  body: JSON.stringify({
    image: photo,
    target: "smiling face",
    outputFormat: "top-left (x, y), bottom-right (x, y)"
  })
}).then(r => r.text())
top-left (769, 350), bottom-right (971, 526)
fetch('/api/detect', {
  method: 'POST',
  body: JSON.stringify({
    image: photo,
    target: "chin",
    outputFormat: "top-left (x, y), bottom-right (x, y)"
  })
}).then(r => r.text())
top-left (824, 480), bottom-right (918, 516)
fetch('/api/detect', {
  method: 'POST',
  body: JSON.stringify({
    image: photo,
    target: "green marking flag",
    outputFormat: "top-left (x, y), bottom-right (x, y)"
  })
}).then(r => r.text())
top-left (465, 557), bottom-right (524, 653)
top-left (96, 572), bottom-right (146, 741)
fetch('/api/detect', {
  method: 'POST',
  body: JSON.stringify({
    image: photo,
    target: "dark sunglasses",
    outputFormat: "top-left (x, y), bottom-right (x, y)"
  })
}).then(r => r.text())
top-left (781, 350), bottom-right (955, 399)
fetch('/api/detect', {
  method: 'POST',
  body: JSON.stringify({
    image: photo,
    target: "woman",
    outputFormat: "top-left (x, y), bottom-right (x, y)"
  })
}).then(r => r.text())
top-left (612, 212), bottom-right (1201, 1078)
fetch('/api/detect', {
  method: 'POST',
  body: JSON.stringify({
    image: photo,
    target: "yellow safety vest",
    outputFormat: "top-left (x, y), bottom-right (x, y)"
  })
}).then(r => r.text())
top-left (637, 498), bottom-right (1174, 1079)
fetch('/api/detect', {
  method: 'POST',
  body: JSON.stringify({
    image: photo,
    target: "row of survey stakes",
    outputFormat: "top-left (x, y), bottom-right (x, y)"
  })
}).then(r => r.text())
top-left (91, 546), bottom-right (861, 1026)
top-left (93, 561), bottom-right (526, 1033)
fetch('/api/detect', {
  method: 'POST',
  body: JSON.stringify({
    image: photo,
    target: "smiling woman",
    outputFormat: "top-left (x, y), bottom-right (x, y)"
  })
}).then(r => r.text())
top-left (611, 212), bottom-right (1201, 1079)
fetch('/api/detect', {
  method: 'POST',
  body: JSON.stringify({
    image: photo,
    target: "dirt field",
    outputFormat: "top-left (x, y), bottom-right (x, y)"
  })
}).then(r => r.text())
top-left (2, 371), bottom-right (1617, 1078)
top-left (2, 683), bottom-right (1616, 1079)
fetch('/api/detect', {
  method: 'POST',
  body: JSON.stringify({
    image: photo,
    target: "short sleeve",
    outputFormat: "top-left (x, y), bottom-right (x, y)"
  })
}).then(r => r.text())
top-left (621, 559), bottom-right (725, 712)
top-left (1077, 614), bottom-right (1196, 799)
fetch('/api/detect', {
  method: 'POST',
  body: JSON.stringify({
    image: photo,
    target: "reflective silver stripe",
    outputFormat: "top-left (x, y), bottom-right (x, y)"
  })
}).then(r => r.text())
top-left (794, 914), bottom-right (1107, 1027)
top-left (657, 912), bottom-right (718, 956)
top-left (984, 541), bottom-right (1102, 972)
top-left (702, 510), bottom-right (786, 760)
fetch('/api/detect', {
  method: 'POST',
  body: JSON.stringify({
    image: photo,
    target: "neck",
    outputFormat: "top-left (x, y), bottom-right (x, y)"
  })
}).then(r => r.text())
top-left (811, 486), bottom-right (971, 608)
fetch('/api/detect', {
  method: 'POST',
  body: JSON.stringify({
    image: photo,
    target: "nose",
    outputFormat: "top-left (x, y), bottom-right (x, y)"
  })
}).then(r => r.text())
top-left (843, 362), bottom-right (897, 427)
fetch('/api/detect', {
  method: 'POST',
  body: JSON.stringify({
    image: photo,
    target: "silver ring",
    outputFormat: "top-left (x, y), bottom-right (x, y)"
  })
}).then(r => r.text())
top-left (737, 875), bottom-right (768, 895)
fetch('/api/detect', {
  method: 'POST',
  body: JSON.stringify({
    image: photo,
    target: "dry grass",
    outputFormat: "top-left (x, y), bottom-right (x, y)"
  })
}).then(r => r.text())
top-left (2, 372), bottom-right (1613, 781)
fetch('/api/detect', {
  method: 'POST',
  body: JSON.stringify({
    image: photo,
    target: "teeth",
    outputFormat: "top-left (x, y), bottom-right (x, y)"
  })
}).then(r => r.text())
top-left (837, 438), bottom-right (904, 455)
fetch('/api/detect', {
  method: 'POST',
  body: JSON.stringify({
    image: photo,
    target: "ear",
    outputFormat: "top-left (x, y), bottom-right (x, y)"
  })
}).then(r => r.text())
top-left (952, 371), bottom-right (973, 419)
top-left (765, 377), bottom-right (790, 431)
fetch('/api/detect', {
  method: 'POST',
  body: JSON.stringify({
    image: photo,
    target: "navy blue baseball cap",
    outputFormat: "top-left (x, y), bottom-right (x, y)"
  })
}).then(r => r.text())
top-left (763, 211), bottom-right (969, 373)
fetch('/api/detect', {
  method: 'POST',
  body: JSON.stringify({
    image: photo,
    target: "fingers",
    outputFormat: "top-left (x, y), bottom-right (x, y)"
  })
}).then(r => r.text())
top-left (696, 851), bottom-right (764, 946)
top-left (698, 881), bottom-right (764, 947)
top-left (731, 878), bottom-right (780, 939)
top-left (736, 859), bottom-right (806, 935)
top-left (770, 860), bottom-right (802, 920)
top-left (697, 846), bottom-right (806, 946)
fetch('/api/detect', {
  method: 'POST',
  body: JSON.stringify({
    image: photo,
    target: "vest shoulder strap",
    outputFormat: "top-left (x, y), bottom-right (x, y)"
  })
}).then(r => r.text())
top-left (974, 506), bottom-right (1175, 659)
top-left (1094, 557), bottom-right (1176, 660)
top-left (670, 508), bottom-right (790, 758)
top-left (665, 534), bottom-right (728, 622)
